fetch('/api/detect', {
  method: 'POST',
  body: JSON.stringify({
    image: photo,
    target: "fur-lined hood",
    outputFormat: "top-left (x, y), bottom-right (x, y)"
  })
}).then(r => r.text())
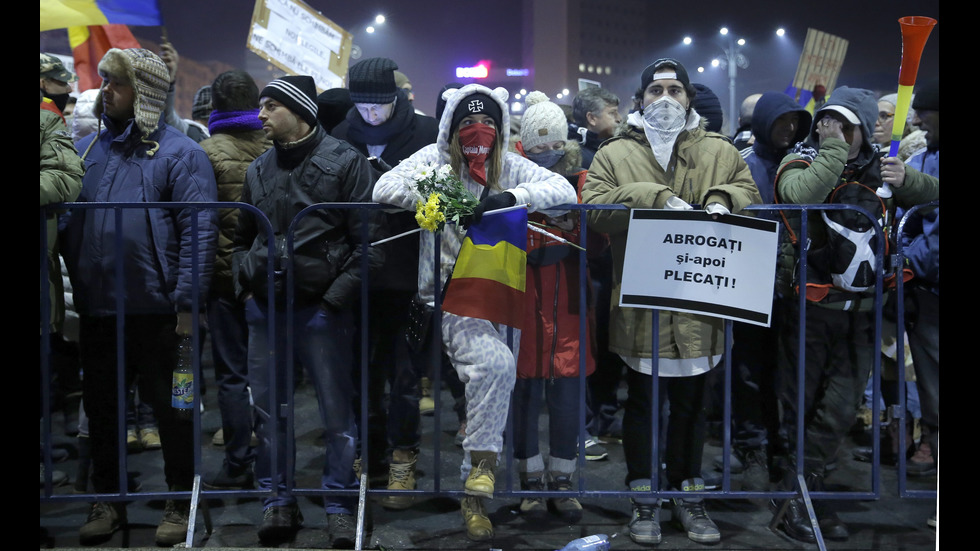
top-left (434, 84), bottom-right (511, 163)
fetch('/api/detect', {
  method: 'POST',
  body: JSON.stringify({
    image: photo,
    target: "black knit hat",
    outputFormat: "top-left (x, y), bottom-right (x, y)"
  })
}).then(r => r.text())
top-left (912, 79), bottom-right (939, 111)
top-left (348, 57), bottom-right (398, 104)
top-left (640, 58), bottom-right (690, 91)
top-left (260, 75), bottom-right (318, 128)
top-left (692, 83), bottom-right (723, 132)
top-left (451, 92), bottom-right (502, 131)
top-left (316, 88), bottom-right (355, 133)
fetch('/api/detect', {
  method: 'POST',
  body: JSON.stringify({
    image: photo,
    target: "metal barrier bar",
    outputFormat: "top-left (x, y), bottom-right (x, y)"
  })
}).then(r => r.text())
top-left (41, 199), bottom-right (938, 545)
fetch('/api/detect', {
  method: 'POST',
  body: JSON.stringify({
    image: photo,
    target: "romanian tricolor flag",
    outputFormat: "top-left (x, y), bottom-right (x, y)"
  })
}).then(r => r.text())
top-left (69, 25), bottom-right (141, 92)
top-left (442, 207), bottom-right (528, 329)
top-left (40, 0), bottom-right (162, 32)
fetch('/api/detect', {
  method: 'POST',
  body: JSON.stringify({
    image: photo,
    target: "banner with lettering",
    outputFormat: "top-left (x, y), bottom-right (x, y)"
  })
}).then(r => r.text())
top-left (620, 210), bottom-right (779, 326)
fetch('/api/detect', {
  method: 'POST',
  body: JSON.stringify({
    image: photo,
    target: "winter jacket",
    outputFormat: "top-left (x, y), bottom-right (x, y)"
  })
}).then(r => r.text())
top-left (372, 84), bottom-right (577, 305)
top-left (333, 89), bottom-right (438, 292)
top-left (581, 115), bottom-right (760, 361)
top-left (513, 140), bottom-right (597, 379)
top-left (41, 109), bottom-right (84, 332)
top-left (775, 87), bottom-right (939, 305)
top-left (62, 114), bottom-right (218, 316)
top-left (901, 148), bottom-right (939, 295)
top-left (742, 92), bottom-right (811, 215)
top-left (233, 125), bottom-right (384, 310)
top-left (199, 129), bottom-right (271, 299)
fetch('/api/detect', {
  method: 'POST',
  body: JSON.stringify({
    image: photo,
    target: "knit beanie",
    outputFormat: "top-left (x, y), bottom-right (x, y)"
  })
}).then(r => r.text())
top-left (192, 85), bottom-right (212, 120)
top-left (692, 83), bottom-right (723, 132)
top-left (912, 79), bottom-right (939, 111)
top-left (640, 57), bottom-right (690, 92)
top-left (316, 88), bottom-right (355, 133)
top-left (348, 57), bottom-right (398, 104)
top-left (96, 48), bottom-right (169, 138)
top-left (260, 75), bottom-right (318, 128)
top-left (451, 92), bottom-right (502, 131)
top-left (521, 91), bottom-right (567, 150)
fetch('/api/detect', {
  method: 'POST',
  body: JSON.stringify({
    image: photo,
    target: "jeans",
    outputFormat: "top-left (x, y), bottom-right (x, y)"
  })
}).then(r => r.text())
top-left (512, 377), bottom-right (583, 463)
top-left (730, 301), bottom-right (781, 455)
top-left (208, 294), bottom-right (255, 472)
top-left (906, 287), bottom-right (939, 460)
top-left (80, 314), bottom-right (191, 492)
top-left (777, 300), bottom-right (875, 473)
top-left (245, 299), bottom-right (357, 513)
top-left (352, 290), bottom-right (421, 464)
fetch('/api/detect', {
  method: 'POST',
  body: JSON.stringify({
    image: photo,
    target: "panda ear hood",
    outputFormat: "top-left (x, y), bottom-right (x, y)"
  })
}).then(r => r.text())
top-left (435, 84), bottom-right (510, 161)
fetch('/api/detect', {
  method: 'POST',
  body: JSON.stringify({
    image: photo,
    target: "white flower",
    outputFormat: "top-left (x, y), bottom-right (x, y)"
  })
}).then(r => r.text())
top-left (436, 164), bottom-right (453, 179)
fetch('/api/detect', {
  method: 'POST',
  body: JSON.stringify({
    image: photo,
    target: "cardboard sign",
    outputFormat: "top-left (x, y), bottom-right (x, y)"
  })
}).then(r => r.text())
top-left (247, 0), bottom-right (353, 92)
top-left (620, 210), bottom-right (779, 326)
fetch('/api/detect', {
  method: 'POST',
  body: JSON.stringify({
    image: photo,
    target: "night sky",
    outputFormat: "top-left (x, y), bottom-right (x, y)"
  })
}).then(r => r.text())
top-left (49, 1), bottom-right (939, 118)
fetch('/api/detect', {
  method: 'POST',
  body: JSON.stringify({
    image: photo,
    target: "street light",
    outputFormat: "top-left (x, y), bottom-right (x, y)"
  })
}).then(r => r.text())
top-left (685, 27), bottom-right (785, 135)
top-left (712, 27), bottom-right (749, 136)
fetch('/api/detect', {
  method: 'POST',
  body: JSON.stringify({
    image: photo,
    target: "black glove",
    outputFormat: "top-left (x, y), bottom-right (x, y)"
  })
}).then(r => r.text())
top-left (462, 192), bottom-right (517, 227)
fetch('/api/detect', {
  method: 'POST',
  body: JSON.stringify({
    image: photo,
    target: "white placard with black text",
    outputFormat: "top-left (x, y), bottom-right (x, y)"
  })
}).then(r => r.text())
top-left (620, 210), bottom-right (779, 326)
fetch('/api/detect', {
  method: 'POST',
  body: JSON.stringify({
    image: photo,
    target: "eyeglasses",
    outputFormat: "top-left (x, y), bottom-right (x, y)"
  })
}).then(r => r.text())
top-left (878, 111), bottom-right (895, 122)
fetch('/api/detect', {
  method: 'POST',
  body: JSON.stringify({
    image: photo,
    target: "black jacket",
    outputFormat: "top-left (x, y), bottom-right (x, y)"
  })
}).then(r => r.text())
top-left (333, 89), bottom-right (438, 291)
top-left (233, 125), bottom-right (384, 309)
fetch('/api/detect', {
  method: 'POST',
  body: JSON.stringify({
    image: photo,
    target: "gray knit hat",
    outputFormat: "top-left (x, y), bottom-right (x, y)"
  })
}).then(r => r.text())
top-left (260, 75), bottom-right (319, 128)
top-left (521, 91), bottom-right (567, 150)
top-left (192, 85), bottom-right (212, 120)
top-left (348, 57), bottom-right (398, 104)
top-left (96, 48), bottom-right (170, 140)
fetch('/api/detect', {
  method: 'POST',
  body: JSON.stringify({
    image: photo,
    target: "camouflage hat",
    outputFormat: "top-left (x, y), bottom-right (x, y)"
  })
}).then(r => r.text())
top-left (40, 53), bottom-right (76, 82)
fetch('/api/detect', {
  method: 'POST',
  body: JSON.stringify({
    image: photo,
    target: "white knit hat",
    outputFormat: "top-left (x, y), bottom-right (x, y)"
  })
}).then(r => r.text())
top-left (521, 91), bottom-right (567, 150)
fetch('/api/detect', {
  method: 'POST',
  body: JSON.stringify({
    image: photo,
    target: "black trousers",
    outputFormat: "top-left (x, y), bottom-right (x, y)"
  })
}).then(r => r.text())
top-left (80, 314), bottom-right (192, 493)
top-left (623, 367), bottom-right (709, 488)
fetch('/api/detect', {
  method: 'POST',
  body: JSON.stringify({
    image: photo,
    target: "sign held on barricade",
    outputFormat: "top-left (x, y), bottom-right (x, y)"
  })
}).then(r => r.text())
top-left (620, 210), bottom-right (779, 327)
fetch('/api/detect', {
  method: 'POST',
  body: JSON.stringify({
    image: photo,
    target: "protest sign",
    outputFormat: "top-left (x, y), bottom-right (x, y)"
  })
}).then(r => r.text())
top-left (248, 0), bottom-right (352, 92)
top-left (620, 210), bottom-right (779, 326)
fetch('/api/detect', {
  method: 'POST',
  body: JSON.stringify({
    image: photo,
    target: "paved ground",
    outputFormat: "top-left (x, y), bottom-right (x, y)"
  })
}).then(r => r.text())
top-left (41, 362), bottom-right (938, 550)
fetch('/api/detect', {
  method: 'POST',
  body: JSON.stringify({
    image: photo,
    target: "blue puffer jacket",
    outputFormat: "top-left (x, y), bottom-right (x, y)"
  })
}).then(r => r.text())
top-left (62, 114), bottom-right (218, 316)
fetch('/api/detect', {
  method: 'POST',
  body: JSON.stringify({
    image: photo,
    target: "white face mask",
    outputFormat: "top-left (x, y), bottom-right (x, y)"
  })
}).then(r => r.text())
top-left (633, 96), bottom-right (689, 168)
top-left (643, 96), bottom-right (688, 136)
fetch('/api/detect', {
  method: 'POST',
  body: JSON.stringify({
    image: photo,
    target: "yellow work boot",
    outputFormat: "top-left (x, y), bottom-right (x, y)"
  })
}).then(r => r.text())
top-left (380, 449), bottom-right (417, 510)
top-left (465, 451), bottom-right (496, 498)
top-left (461, 496), bottom-right (493, 541)
top-left (419, 377), bottom-right (435, 415)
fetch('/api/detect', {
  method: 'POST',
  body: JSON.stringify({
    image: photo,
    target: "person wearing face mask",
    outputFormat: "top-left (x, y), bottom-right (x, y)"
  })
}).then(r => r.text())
top-left (373, 84), bottom-right (575, 541)
top-left (582, 58), bottom-right (760, 545)
top-left (771, 86), bottom-right (938, 543)
top-left (509, 91), bottom-right (595, 524)
top-left (40, 53), bottom-right (76, 123)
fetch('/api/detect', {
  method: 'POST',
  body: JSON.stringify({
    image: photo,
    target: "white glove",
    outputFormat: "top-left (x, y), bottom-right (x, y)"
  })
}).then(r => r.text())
top-left (665, 195), bottom-right (693, 211)
top-left (705, 202), bottom-right (730, 216)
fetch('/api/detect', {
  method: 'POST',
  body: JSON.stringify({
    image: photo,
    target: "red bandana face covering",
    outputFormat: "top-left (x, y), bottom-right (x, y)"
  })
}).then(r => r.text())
top-left (458, 123), bottom-right (497, 187)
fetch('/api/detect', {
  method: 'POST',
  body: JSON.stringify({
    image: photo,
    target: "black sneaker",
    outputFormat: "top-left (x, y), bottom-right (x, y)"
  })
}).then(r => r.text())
top-left (584, 437), bottom-right (608, 461)
top-left (327, 513), bottom-right (357, 549)
top-left (628, 500), bottom-right (662, 544)
top-left (203, 462), bottom-right (254, 490)
top-left (257, 504), bottom-right (303, 544)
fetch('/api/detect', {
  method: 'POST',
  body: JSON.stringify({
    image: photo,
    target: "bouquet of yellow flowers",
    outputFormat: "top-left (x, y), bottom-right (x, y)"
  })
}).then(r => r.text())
top-left (410, 162), bottom-right (478, 232)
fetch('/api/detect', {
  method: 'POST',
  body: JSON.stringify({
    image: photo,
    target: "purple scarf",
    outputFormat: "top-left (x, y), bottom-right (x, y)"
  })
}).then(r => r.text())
top-left (208, 109), bottom-right (262, 135)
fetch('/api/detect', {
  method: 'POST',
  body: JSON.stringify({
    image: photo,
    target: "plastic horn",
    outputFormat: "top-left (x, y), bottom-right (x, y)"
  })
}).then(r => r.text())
top-left (877, 16), bottom-right (937, 198)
